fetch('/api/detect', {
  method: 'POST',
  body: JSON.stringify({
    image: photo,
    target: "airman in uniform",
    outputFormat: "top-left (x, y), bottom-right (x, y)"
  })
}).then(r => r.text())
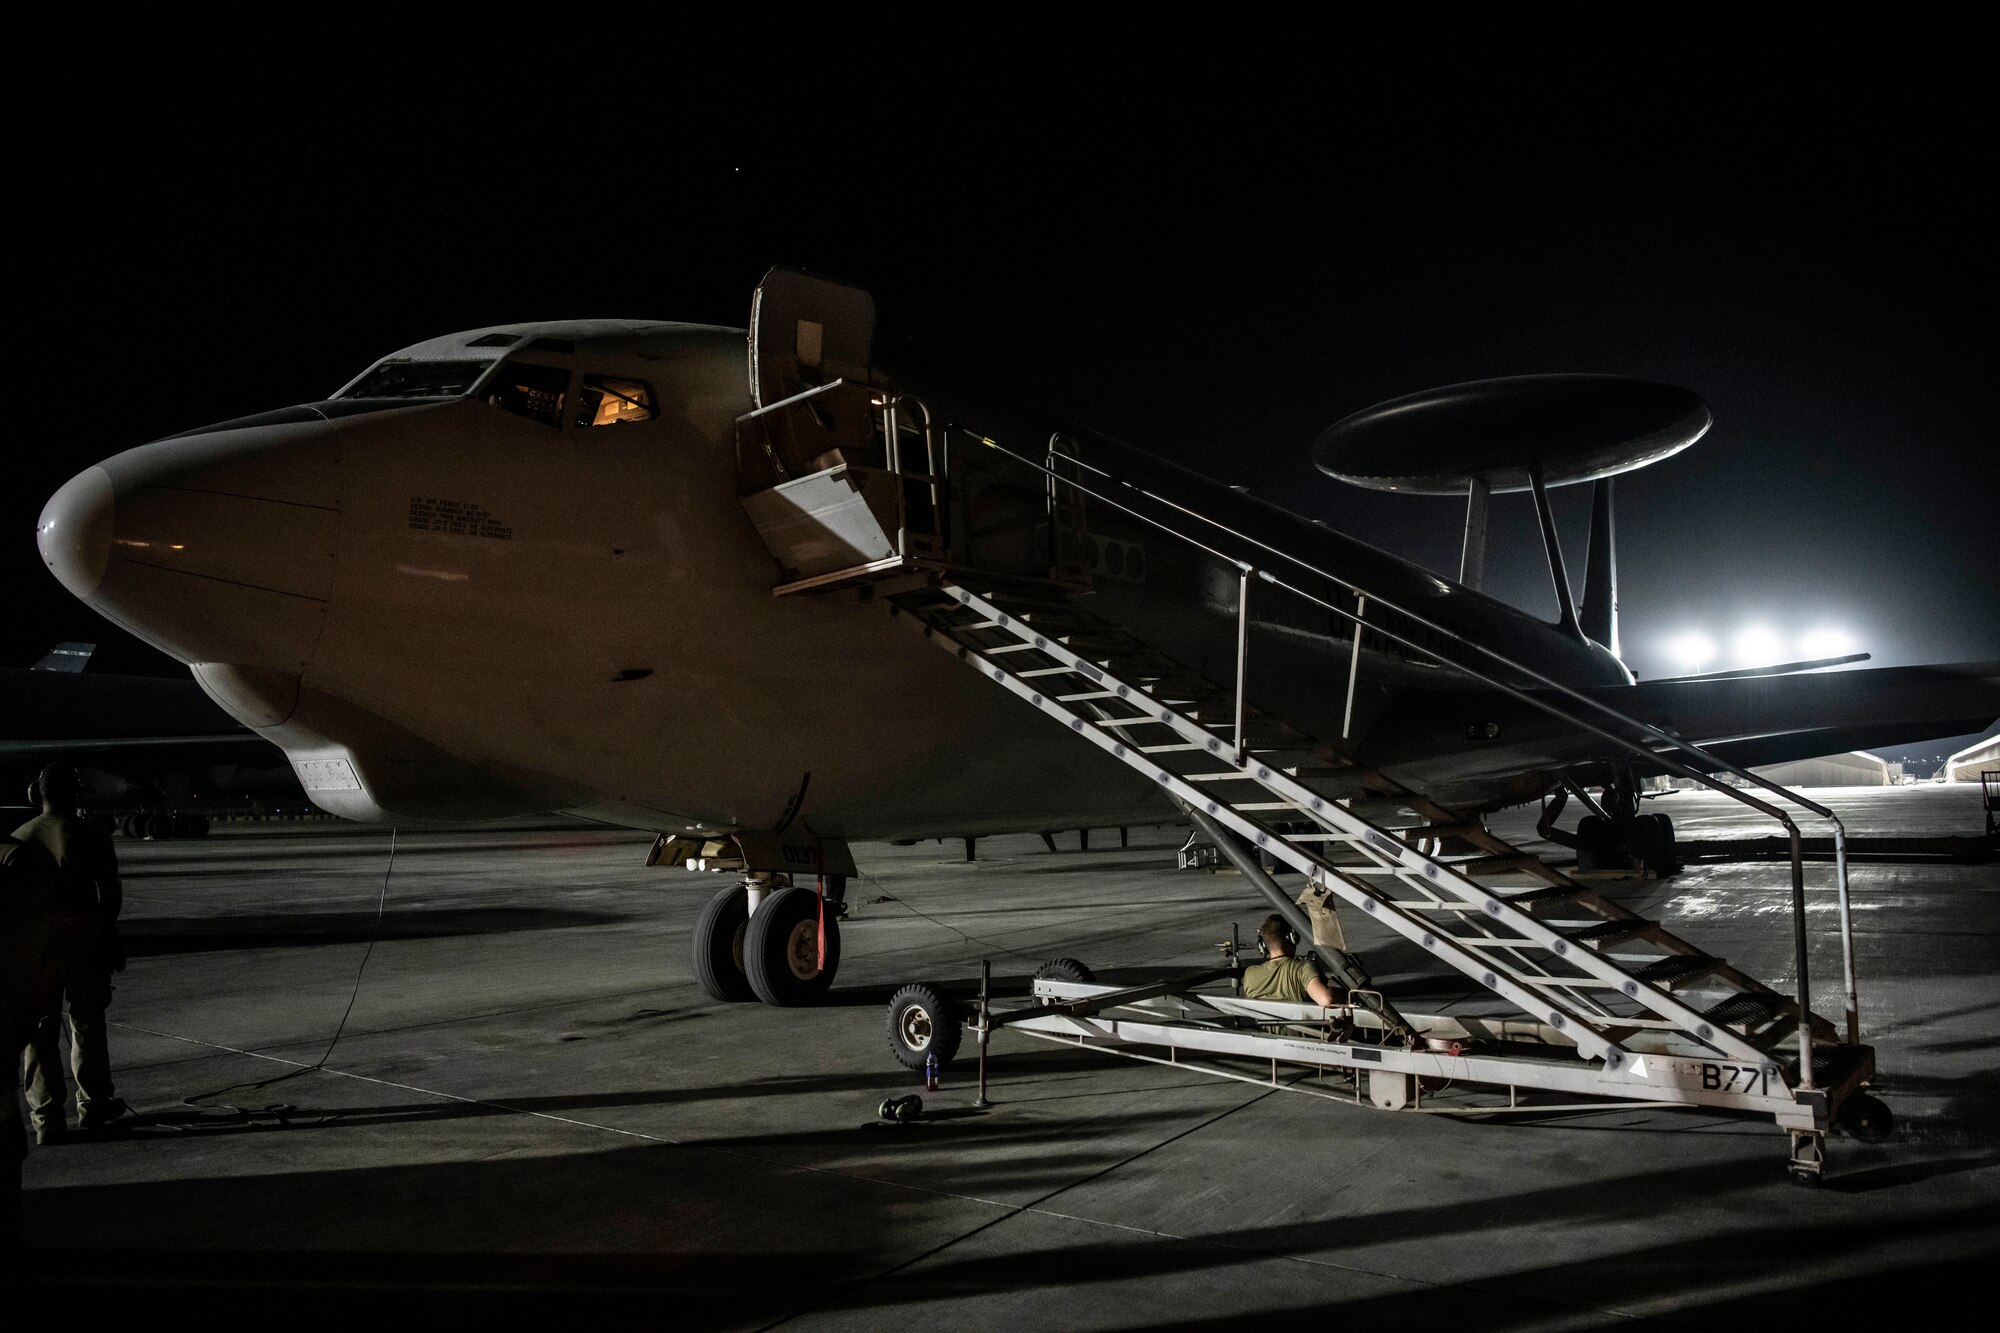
top-left (3, 822), bottom-right (57, 1256)
top-left (15, 765), bottom-right (127, 1144)
top-left (1240, 913), bottom-right (1340, 1007)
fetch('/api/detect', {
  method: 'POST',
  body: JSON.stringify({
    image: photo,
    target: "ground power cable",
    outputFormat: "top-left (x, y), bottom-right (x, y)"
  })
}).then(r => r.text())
top-left (171, 828), bottom-right (399, 1125)
top-left (853, 867), bottom-right (1044, 964)
top-left (759, 1076), bottom-right (1298, 1329)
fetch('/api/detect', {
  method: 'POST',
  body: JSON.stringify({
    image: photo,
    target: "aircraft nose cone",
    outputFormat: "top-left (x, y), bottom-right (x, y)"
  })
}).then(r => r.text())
top-left (37, 465), bottom-right (115, 600)
top-left (40, 422), bottom-right (343, 676)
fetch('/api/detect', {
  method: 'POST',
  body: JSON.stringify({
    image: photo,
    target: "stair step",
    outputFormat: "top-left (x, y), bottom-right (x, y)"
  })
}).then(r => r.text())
top-left (981, 592), bottom-right (1093, 615)
top-left (1565, 919), bottom-right (1654, 947)
top-left (1458, 854), bottom-right (1544, 876)
top-left (1286, 765), bottom-right (1356, 782)
top-left (1634, 954), bottom-right (1725, 986)
top-left (1100, 657), bottom-right (1185, 674)
top-left (1016, 612), bottom-right (1106, 629)
top-left (1155, 690), bottom-right (1229, 707)
top-left (1061, 635), bottom-right (1145, 653)
top-left (1505, 883), bottom-right (1596, 910)
top-left (1703, 991), bottom-right (1790, 1027)
top-left (1197, 721), bottom-right (1304, 740)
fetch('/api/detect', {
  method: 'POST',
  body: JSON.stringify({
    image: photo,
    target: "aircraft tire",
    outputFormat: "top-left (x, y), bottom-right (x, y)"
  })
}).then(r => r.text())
top-left (1647, 813), bottom-right (1679, 877)
top-left (1575, 815), bottom-right (1605, 871)
top-left (744, 885), bottom-right (841, 1006)
top-left (885, 983), bottom-right (960, 1071)
top-left (1034, 957), bottom-right (1095, 985)
top-left (144, 811), bottom-right (176, 841)
top-left (692, 884), bottom-right (756, 1003)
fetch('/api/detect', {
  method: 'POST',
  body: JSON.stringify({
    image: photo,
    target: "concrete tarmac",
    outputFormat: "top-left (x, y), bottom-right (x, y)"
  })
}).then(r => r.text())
top-left (12, 785), bottom-right (1997, 1323)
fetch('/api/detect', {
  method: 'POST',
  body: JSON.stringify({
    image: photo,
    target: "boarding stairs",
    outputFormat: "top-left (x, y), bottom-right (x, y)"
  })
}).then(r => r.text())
top-left (886, 581), bottom-right (1831, 1075)
top-left (730, 360), bottom-right (1874, 1177)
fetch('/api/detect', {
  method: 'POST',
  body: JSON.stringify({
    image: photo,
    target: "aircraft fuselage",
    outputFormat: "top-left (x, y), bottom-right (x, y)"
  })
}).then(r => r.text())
top-left (35, 320), bottom-right (1653, 838)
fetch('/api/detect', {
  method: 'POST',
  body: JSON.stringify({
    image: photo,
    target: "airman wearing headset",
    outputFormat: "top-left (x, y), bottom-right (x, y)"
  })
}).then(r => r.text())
top-left (14, 765), bottom-right (127, 1144)
top-left (3, 824), bottom-right (56, 1255)
top-left (1241, 913), bottom-right (1339, 1007)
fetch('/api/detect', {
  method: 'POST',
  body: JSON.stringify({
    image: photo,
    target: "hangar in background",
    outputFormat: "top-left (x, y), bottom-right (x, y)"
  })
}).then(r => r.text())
top-left (1946, 734), bottom-right (2000, 783)
top-left (1750, 751), bottom-right (1895, 788)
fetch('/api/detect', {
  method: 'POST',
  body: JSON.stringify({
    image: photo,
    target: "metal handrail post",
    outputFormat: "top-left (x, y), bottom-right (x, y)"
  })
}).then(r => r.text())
top-left (1343, 595), bottom-right (1367, 739)
top-left (1234, 563), bottom-right (1253, 764)
top-left (1788, 825), bottom-right (1815, 1089)
top-left (885, 399), bottom-right (907, 559)
top-left (1833, 822), bottom-right (1858, 1046)
top-left (906, 395), bottom-right (944, 539)
top-left (974, 958), bottom-right (992, 1108)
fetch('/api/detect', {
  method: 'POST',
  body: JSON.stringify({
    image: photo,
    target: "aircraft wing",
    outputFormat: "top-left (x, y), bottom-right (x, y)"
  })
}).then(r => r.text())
top-left (1611, 660), bottom-right (1999, 770)
top-left (1364, 660), bottom-right (1999, 804)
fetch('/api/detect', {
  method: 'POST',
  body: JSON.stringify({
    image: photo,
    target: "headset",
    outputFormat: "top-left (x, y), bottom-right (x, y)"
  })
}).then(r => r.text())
top-left (1256, 914), bottom-right (1297, 958)
top-left (28, 765), bottom-right (79, 811)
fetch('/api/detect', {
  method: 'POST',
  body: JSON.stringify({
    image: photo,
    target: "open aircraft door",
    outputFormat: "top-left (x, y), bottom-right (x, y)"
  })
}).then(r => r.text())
top-left (747, 269), bottom-right (878, 411)
top-left (736, 270), bottom-right (1085, 594)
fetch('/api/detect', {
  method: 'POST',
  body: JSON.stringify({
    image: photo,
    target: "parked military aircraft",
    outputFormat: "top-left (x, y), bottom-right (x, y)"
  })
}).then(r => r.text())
top-left (33, 271), bottom-right (1998, 1009)
top-left (1, 645), bottom-right (304, 837)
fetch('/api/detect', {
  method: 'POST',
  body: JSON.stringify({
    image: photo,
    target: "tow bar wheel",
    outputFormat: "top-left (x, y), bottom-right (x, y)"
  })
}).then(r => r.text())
top-left (886, 982), bottom-right (962, 1071)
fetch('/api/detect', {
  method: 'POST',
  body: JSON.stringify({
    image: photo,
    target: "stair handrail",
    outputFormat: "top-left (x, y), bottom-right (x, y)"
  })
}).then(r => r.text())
top-left (950, 428), bottom-right (1861, 1073)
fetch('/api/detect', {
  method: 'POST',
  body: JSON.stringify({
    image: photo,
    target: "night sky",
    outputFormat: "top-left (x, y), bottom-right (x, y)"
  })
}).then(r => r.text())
top-left (19, 61), bottom-right (1996, 768)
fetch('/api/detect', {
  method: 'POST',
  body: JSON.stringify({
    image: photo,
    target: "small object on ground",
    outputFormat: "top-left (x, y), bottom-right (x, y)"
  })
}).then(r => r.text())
top-left (877, 1094), bottom-right (924, 1123)
top-left (925, 1052), bottom-right (941, 1091)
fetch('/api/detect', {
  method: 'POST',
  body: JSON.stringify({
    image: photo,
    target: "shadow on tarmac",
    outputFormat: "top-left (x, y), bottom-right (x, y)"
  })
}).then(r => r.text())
top-left (13, 1139), bottom-right (1990, 1322)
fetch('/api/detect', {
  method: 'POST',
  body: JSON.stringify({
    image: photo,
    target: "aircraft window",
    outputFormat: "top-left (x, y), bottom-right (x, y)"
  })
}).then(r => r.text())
top-left (486, 362), bottom-right (570, 428)
top-left (465, 333), bottom-right (520, 348)
top-left (576, 376), bottom-right (655, 428)
top-left (340, 359), bottom-right (494, 399)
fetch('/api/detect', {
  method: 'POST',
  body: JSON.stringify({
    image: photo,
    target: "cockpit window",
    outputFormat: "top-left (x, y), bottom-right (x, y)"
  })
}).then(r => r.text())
top-left (576, 375), bottom-right (655, 427)
top-left (486, 362), bottom-right (569, 428)
top-left (340, 359), bottom-right (494, 399)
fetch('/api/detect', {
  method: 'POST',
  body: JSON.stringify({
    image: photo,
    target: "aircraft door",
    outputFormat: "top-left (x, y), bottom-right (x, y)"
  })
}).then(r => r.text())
top-left (749, 269), bottom-right (877, 410)
top-left (1045, 433), bottom-right (1093, 586)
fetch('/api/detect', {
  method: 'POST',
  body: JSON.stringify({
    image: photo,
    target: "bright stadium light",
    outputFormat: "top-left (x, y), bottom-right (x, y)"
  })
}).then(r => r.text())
top-left (1667, 632), bottom-right (1717, 672)
top-left (1733, 624), bottom-right (1785, 667)
top-left (1800, 628), bottom-right (1855, 659)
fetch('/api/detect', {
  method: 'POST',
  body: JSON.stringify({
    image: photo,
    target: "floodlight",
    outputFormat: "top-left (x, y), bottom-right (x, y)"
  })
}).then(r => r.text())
top-left (1800, 628), bottom-right (1855, 659)
top-left (1732, 625), bottom-right (1784, 667)
top-left (1667, 632), bottom-right (1717, 672)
